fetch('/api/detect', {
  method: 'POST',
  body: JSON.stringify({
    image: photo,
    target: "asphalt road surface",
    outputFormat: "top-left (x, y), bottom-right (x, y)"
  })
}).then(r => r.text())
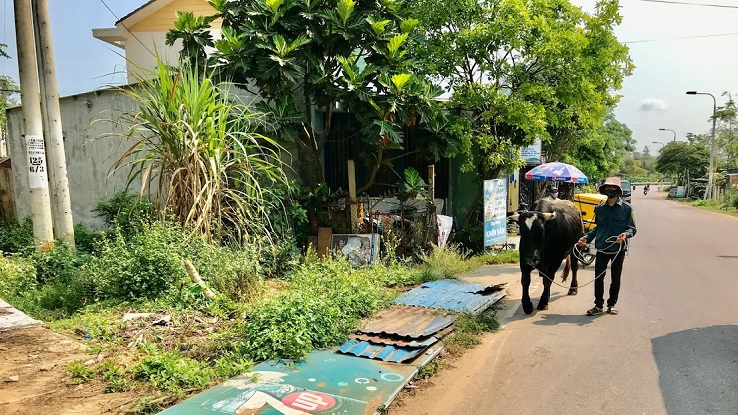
top-left (392, 191), bottom-right (738, 415)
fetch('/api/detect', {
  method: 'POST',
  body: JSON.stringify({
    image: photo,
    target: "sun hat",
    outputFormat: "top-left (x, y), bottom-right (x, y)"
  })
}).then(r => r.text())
top-left (598, 177), bottom-right (622, 195)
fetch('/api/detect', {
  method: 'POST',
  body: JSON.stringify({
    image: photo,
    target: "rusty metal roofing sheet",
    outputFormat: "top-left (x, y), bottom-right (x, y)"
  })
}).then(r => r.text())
top-left (393, 280), bottom-right (507, 314)
top-left (349, 333), bottom-right (438, 348)
top-left (359, 306), bottom-right (456, 339)
top-left (337, 337), bottom-right (438, 363)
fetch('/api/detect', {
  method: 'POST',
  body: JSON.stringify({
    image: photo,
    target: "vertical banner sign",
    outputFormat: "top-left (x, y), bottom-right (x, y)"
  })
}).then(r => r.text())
top-left (484, 179), bottom-right (507, 247)
top-left (25, 135), bottom-right (49, 189)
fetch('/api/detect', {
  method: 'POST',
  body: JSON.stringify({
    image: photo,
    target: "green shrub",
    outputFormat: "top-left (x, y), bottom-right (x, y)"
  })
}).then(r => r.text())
top-left (73, 223), bottom-right (105, 254)
top-left (419, 244), bottom-right (480, 278)
top-left (727, 189), bottom-right (738, 210)
top-left (82, 221), bottom-right (265, 304)
top-left (84, 224), bottom-right (186, 301)
top-left (0, 218), bottom-right (34, 255)
top-left (68, 360), bottom-right (95, 384)
top-left (259, 235), bottom-right (301, 278)
top-left (0, 256), bottom-right (37, 301)
top-left (187, 241), bottom-right (263, 303)
top-left (692, 199), bottom-right (720, 208)
top-left (32, 244), bottom-right (91, 284)
top-left (478, 249), bottom-right (519, 265)
top-left (240, 256), bottom-right (387, 361)
top-left (0, 248), bottom-right (94, 319)
top-left (444, 310), bottom-right (500, 354)
top-left (134, 345), bottom-right (214, 394)
top-left (454, 222), bottom-right (484, 253)
top-left (93, 192), bottom-right (154, 236)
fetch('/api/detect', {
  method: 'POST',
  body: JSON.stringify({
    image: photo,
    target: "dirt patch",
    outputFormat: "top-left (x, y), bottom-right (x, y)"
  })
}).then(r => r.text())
top-left (0, 326), bottom-right (139, 415)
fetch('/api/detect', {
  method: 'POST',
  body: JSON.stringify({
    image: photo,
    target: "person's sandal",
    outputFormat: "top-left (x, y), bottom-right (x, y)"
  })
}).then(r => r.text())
top-left (607, 307), bottom-right (619, 315)
top-left (586, 307), bottom-right (604, 316)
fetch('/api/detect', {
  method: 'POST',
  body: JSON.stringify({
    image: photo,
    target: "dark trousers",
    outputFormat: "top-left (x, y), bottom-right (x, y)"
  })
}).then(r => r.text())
top-left (593, 250), bottom-right (626, 308)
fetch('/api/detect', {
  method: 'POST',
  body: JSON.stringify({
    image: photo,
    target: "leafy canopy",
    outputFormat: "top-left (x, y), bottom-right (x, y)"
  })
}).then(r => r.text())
top-left (167, 0), bottom-right (461, 188)
top-left (409, 0), bottom-right (633, 177)
top-left (655, 141), bottom-right (709, 185)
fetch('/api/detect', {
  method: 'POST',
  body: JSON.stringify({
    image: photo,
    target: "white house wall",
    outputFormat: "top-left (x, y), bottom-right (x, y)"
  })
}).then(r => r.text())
top-left (6, 90), bottom-right (141, 229)
top-left (123, 30), bottom-right (221, 83)
top-left (124, 31), bottom-right (181, 83)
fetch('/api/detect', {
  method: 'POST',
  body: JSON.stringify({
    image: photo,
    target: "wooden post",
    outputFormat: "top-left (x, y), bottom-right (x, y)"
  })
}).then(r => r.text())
top-left (428, 165), bottom-right (435, 202)
top-left (348, 160), bottom-right (359, 232)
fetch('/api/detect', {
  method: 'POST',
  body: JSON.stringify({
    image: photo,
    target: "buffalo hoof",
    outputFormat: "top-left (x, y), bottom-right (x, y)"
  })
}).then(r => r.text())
top-left (568, 289), bottom-right (578, 296)
top-left (523, 302), bottom-right (534, 314)
top-left (537, 304), bottom-right (549, 311)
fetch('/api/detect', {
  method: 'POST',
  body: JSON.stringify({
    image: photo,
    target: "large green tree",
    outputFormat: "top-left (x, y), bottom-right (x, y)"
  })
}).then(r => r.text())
top-left (167, 0), bottom-right (461, 190)
top-left (655, 141), bottom-right (709, 186)
top-left (713, 92), bottom-right (738, 172)
top-left (409, 0), bottom-right (633, 178)
top-left (566, 110), bottom-right (635, 182)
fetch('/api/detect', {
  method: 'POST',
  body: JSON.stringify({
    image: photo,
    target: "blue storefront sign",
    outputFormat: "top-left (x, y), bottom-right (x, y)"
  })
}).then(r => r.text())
top-left (484, 179), bottom-right (507, 247)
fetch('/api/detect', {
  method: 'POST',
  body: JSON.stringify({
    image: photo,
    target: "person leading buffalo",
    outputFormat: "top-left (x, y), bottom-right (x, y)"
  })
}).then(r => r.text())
top-left (577, 177), bottom-right (637, 316)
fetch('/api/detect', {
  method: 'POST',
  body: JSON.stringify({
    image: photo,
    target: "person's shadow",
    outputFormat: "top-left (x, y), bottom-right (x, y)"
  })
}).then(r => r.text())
top-left (652, 325), bottom-right (738, 415)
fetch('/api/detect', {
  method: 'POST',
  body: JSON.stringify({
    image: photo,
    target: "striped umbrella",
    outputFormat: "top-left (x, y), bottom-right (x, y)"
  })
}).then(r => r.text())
top-left (524, 162), bottom-right (588, 184)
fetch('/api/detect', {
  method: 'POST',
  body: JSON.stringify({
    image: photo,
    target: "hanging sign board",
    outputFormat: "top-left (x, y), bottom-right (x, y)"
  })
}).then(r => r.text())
top-left (25, 135), bottom-right (48, 189)
top-left (484, 179), bottom-right (508, 247)
top-left (520, 137), bottom-right (542, 165)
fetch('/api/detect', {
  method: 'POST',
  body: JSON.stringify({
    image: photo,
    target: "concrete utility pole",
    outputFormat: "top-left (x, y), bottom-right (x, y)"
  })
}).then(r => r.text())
top-left (13, 0), bottom-right (54, 245)
top-left (32, 0), bottom-right (74, 247)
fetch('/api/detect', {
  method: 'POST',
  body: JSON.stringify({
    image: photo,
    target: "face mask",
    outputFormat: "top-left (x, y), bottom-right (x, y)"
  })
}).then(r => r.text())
top-left (605, 189), bottom-right (619, 198)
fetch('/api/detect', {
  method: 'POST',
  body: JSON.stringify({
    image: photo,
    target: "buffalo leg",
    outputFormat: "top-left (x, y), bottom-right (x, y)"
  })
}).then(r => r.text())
top-left (521, 265), bottom-right (534, 314)
top-left (568, 250), bottom-right (580, 296)
top-left (537, 264), bottom-right (556, 311)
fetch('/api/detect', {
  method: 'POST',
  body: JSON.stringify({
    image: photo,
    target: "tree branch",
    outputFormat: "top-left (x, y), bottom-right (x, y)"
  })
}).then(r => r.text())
top-left (357, 142), bottom-right (385, 193)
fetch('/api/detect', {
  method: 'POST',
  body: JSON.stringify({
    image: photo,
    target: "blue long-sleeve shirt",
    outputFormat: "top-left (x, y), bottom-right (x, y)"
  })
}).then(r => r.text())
top-left (583, 198), bottom-right (637, 253)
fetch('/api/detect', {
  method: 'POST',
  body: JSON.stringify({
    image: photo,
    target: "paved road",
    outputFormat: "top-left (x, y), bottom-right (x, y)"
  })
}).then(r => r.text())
top-left (392, 192), bottom-right (738, 415)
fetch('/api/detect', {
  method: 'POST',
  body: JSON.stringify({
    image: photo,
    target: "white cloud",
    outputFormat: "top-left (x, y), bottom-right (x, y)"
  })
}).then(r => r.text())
top-left (639, 99), bottom-right (668, 112)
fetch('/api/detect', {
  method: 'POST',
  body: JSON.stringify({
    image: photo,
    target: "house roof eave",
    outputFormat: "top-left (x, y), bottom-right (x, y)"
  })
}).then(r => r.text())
top-left (92, 28), bottom-right (126, 48)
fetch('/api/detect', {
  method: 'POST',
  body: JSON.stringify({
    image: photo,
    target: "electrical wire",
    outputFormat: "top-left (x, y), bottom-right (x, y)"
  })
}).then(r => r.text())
top-left (623, 32), bottom-right (738, 44)
top-left (98, 0), bottom-right (156, 58)
top-left (633, 0), bottom-right (738, 9)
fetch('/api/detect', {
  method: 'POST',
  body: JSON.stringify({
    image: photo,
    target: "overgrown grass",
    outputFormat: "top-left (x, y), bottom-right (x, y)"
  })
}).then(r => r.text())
top-left (1, 210), bottom-right (519, 413)
top-left (418, 244), bottom-right (519, 279)
top-left (443, 308), bottom-right (501, 357)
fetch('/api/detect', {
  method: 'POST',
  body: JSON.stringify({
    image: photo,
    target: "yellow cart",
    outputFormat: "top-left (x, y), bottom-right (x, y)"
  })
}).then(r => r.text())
top-left (572, 193), bottom-right (607, 266)
top-left (573, 193), bottom-right (607, 232)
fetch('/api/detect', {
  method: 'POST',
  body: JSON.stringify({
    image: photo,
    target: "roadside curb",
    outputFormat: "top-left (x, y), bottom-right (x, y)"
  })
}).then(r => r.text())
top-left (0, 298), bottom-right (41, 332)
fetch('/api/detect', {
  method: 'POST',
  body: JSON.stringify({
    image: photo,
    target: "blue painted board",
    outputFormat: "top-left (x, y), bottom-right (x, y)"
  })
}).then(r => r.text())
top-left (157, 349), bottom-right (439, 415)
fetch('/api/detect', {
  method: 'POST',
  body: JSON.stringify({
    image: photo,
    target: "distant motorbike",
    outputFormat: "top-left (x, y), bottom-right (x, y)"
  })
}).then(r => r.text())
top-left (643, 186), bottom-right (649, 195)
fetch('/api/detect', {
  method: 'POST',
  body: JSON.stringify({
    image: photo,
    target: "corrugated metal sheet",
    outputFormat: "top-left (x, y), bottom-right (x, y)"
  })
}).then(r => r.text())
top-left (350, 332), bottom-right (447, 348)
top-left (337, 338), bottom-right (436, 363)
top-left (421, 279), bottom-right (506, 294)
top-left (393, 280), bottom-right (507, 314)
top-left (359, 306), bottom-right (456, 339)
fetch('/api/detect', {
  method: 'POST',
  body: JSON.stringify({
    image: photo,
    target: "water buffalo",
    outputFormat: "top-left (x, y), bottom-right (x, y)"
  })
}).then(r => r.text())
top-left (508, 198), bottom-right (584, 314)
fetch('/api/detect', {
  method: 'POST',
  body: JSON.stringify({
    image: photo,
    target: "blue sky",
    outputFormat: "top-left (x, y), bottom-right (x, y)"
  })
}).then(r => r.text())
top-left (3, 0), bottom-right (738, 154)
top-left (1, 0), bottom-right (141, 93)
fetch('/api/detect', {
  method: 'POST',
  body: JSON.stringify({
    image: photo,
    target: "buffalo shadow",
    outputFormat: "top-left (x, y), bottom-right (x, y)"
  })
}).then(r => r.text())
top-left (652, 325), bottom-right (738, 415)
